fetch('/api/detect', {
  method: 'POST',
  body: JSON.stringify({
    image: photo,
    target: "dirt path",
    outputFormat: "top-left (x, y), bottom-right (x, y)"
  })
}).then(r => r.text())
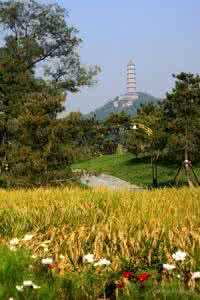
top-left (76, 171), bottom-right (143, 191)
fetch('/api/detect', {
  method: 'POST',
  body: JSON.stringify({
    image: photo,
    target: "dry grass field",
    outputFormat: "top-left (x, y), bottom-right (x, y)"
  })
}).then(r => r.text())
top-left (0, 186), bottom-right (200, 270)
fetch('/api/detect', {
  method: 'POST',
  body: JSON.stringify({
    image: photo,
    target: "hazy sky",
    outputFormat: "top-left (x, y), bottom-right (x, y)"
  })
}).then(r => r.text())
top-left (45, 0), bottom-right (200, 113)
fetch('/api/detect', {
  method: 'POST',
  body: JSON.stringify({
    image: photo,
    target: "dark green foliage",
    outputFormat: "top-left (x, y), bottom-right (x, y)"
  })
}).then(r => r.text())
top-left (58, 112), bottom-right (131, 160)
top-left (60, 112), bottom-right (104, 160)
top-left (102, 112), bottom-right (131, 154)
top-left (163, 73), bottom-right (200, 162)
top-left (0, 0), bottom-right (99, 91)
top-left (63, 112), bottom-right (132, 157)
top-left (127, 102), bottom-right (167, 160)
top-left (0, 0), bottom-right (99, 186)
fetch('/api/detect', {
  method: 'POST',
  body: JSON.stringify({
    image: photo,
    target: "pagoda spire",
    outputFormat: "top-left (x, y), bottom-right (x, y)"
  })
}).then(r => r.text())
top-left (118, 59), bottom-right (138, 107)
top-left (127, 60), bottom-right (138, 99)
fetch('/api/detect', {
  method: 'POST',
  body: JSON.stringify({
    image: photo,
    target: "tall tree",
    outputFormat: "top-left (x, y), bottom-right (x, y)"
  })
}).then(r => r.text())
top-left (128, 102), bottom-right (166, 159)
top-left (127, 102), bottom-right (166, 187)
top-left (164, 73), bottom-right (200, 161)
top-left (103, 112), bottom-right (131, 154)
top-left (163, 73), bottom-right (200, 185)
top-left (0, 0), bottom-right (99, 90)
top-left (0, 0), bottom-right (99, 185)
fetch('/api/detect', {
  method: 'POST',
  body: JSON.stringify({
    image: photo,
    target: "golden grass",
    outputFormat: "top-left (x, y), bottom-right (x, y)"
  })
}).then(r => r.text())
top-left (0, 187), bottom-right (200, 269)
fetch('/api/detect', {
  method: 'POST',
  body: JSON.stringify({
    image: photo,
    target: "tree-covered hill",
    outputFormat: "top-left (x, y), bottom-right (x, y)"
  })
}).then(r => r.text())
top-left (86, 92), bottom-right (162, 120)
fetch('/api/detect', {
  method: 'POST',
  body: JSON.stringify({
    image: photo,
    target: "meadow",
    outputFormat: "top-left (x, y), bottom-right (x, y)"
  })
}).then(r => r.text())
top-left (1, 186), bottom-right (200, 299)
top-left (72, 153), bottom-right (200, 187)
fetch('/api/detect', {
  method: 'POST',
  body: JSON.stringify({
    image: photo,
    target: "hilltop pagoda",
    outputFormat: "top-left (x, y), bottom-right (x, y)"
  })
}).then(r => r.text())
top-left (118, 60), bottom-right (138, 107)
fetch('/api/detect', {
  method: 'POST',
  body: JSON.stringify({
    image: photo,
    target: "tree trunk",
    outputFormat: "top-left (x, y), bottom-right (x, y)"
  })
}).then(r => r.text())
top-left (184, 144), bottom-right (193, 187)
top-left (151, 155), bottom-right (158, 188)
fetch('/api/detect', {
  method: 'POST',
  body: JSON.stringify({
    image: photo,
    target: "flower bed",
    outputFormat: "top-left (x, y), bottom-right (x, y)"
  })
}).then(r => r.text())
top-left (1, 246), bottom-right (200, 299)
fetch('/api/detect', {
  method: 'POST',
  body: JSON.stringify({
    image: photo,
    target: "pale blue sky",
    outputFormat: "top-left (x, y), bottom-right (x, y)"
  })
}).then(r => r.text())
top-left (45, 0), bottom-right (200, 113)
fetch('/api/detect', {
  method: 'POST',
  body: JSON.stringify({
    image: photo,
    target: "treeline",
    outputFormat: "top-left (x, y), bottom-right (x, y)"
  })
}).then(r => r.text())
top-left (128, 73), bottom-right (200, 165)
top-left (55, 72), bottom-right (200, 168)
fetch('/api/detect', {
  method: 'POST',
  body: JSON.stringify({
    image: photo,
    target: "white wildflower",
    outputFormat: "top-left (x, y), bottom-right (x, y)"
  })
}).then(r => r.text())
top-left (172, 250), bottom-right (187, 261)
top-left (83, 253), bottom-right (95, 264)
top-left (10, 238), bottom-right (20, 246)
top-left (22, 234), bottom-right (33, 241)
top-left (32, 284), bottom-right (40, 289)
top-left (9, 246), bottom-right (17, 252)
top-left (23, 280), bottom-right (33, 287)
top-left (191, 272), bottom-right (200, 279)
top-left (163, 263), bottom-right (176, 271)
top-left (94, 259), bottom-right (111, 267)
top-left (21, 280), bottom-right (41, 289)
top-left (41, 257), bottom-right (53, 265)
top-left (16, 285), bottom-right (23, 292)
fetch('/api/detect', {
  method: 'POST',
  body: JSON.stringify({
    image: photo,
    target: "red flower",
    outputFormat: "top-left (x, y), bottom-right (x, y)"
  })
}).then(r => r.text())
top-left (48, 263), bottom-right (57, 270)
top-left (122, 271), bottom-right (134, 279)
top-left (116, 282), bottom-right (125, 288)
top-left (136, 273), bottom-right (151, 282)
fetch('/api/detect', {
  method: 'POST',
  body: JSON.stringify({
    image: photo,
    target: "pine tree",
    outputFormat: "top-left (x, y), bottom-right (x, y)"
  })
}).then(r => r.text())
top-left (164, 73), bottom-right (200, 161)
top-left (163, 73), bottom-right (200, 185)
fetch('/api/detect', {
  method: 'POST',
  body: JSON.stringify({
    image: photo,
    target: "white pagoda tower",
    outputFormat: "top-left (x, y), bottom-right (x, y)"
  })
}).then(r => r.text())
top-left (126, 60), bottom-right (138, 100)
top-left (118, 60), bottom-right (138, 107)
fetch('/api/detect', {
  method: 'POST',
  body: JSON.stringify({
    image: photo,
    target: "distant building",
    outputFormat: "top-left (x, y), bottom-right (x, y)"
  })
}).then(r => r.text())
top-left (126, 60), bottom-right (138, 100)
top-left (118, 60), bottom-right (138, 106)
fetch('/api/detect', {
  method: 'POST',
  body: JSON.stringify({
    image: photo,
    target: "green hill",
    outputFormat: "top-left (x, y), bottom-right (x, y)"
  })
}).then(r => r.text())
top-left (86, 92), bottom-right (162, 120)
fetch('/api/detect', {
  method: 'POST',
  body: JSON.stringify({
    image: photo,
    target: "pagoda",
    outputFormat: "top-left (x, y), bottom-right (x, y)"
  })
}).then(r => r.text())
top-left (118, 60), bottom-right (138, 107)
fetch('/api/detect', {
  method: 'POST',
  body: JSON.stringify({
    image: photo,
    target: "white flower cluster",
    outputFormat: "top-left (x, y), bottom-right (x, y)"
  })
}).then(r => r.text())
top-left (172, 250), bottom-right (187, 261)
top-left (191, 272), bottom-right (200, 279)
top-left (9, 235), bottom-right (52, 255)
top-left (16, 280), bottom-right (40, 292)
top-left (83, 254), bottom-right (95, 263)
top-left (41, 258), bottom-right (53, 265)
top-left (22, 234), bottom-right (33, 241)
top-left (162, 250), bottom-right (200, 280)
top-left (10, 234), bottom-right (33, 245)
top-left (163, 250), bottom-right (187, 271)
top-left (94, 259), bottom-right (111, 267)
top-left (163, 250), bottom-right (186, 271)
top-left (15, 257), bottom-right (55, 293)
top-left (9, 234), bottom-right (34, 251)
top-left (9, 238), bottom-right (20, 246)
top-left (163, 264), bottom-right (176, 271)
top-left (83, 253), bottom-right (111, 267)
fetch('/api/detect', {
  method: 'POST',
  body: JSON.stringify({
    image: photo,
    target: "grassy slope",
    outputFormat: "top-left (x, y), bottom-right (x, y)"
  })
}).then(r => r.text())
top-left (72, 153), bottom-right (200, 187)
